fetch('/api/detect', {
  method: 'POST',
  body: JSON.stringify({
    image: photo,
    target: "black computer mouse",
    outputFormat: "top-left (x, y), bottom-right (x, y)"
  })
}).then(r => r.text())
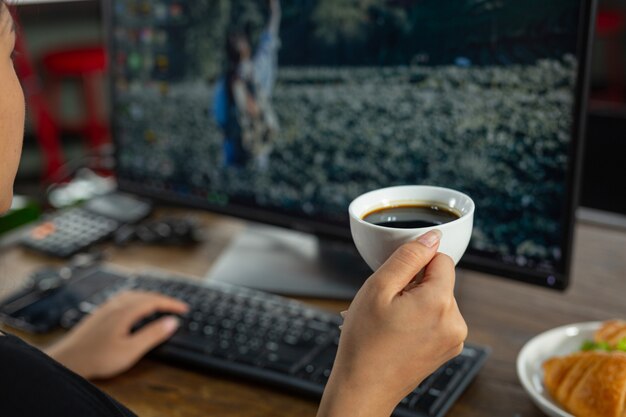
top-left (130, 311), bottom-right (185, 334)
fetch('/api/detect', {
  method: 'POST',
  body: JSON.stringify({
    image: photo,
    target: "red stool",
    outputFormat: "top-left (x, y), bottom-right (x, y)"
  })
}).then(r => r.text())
top-left (12, 11), bottom-right (110, 183)
top-left (41, 46), bottom-right (110, 152)
top-left (11, 7), bottom-right (63, 182)
top-left (594, 9), bottom-right (626, 103)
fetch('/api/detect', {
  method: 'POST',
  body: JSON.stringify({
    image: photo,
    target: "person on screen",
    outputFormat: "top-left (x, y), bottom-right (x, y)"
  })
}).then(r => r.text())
top-left (213, 0), bottom-right (281, 169)
top-left (0, 3), bottom-right (466, 416)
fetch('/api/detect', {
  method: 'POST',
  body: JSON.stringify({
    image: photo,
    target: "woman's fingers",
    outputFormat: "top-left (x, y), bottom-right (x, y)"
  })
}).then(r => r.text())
top-left (129, 315), bottom-right (181, 357)
top-left (108, 291), bottom-right (189, 331)
top-left (369, 230), bottom-right (442, 297)
top-left (417, 253), bottom-right (456, 296)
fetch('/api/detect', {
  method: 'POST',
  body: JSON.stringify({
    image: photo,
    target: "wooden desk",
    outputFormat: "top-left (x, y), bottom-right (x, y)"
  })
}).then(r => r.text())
top-left (0, 213), bottom-right (624, 416)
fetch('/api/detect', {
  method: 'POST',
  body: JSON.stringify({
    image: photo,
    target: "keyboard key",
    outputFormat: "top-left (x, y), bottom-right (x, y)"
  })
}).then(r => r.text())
top-left (306, 319), bottom-right (332, 332)
top-left (169, 332), bottom-right (215, 354)
top-left (262, 352), bottom-right (297, 374)
top-left (411, 391), bottom-right (438, 412)
top-left (431, 366), bottom-right (457, 392)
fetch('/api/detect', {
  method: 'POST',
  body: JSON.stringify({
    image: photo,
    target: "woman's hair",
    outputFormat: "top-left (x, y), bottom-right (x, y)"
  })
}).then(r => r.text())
top-left (224, 25), bottom-right (252, 100)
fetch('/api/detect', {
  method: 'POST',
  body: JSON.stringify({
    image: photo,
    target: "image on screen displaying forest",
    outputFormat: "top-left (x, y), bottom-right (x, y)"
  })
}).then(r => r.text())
top-left (114, 0), bottom-right (583, 272)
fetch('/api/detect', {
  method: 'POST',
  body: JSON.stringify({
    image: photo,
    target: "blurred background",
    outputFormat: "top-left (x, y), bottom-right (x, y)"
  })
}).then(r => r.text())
top-left (11, 0), bottom-right (626, 217)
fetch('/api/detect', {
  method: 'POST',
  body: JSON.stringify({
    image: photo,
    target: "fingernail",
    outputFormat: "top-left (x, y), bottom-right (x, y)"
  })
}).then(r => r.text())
top-left (162, 316), bottom-right (180, 333)
top-left (338, 325), bottom-right (343, 331)
top-left (417, 229), bottom-right (442, 248)
top-left (340, 310), bottom-right (347, 318)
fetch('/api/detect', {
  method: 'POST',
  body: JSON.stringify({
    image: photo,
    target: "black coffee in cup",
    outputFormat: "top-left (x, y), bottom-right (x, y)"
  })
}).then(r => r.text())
top-left (362, 203), bottom-right (460, 229)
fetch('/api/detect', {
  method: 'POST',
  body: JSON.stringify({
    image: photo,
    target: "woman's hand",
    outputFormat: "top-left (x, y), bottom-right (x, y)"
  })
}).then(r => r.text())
top-left (318, 230), bottom-right (467, 417)
top-left (45, 291), bottom-right (188, 380)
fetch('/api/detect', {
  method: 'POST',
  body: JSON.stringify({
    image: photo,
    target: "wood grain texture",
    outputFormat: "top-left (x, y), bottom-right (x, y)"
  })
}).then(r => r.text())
top-left (0, 212), bottom-right (624, 416)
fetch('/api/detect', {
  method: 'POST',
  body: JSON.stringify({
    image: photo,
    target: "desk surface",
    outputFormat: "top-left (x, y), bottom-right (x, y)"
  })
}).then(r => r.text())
top-left (0, 212), bottom-right (624, 416)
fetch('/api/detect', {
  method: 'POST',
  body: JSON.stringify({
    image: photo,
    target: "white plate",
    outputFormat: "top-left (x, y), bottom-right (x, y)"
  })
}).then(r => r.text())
top-left (516, 321), bottom-right (602, 417)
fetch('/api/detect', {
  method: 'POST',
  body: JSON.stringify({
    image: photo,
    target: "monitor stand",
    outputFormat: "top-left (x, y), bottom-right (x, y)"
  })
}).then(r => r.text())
top-left (204, 223), bottom-right (371, 299)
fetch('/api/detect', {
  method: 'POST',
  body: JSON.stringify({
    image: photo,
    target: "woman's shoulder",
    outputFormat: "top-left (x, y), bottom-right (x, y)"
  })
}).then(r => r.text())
top-left (0, 332), bottom-right (137, 417)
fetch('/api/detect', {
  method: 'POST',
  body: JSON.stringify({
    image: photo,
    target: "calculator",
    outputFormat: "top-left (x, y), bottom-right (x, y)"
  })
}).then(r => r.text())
top-left (21, 192), bottom-right (152, 258)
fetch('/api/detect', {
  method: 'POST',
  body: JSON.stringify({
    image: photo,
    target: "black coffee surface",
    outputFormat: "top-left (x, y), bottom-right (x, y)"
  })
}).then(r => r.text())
top-left (362, 204), bottom-right (460, 228)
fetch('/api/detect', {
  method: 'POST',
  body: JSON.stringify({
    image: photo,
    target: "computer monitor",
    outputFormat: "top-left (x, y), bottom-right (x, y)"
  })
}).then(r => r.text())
top-left (104, 0), bottom-right (595, 296)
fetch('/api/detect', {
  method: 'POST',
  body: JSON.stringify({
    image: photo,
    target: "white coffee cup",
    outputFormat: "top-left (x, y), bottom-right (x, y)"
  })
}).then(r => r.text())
top-left (348, 185), bottom-right (475, 271)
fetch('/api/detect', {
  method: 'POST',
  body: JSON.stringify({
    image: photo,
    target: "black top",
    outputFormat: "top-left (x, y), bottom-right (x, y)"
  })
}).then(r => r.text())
top-left (0, 333), bottom-right (136, 417)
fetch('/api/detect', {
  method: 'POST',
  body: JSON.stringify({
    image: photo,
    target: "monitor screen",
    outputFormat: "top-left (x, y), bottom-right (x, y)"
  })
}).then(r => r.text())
top-left (106, 0), bottom-right (593, 289)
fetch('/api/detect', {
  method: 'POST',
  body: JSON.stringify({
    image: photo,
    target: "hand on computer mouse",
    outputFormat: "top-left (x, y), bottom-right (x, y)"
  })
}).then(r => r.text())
top-left (318, 230), bottom-right (467, 417)
top-left (45, 291), bottom-right (188, 380)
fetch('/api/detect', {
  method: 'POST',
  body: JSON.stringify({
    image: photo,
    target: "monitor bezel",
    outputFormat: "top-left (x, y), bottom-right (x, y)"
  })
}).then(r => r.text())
top-left (103, 0), bottom-right (596, 291)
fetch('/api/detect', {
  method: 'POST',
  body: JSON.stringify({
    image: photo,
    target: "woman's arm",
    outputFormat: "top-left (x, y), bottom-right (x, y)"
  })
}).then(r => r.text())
top-left (268, 0), bottom-right (281, 36)
top-left (318, 230), bottom-right (467, 417)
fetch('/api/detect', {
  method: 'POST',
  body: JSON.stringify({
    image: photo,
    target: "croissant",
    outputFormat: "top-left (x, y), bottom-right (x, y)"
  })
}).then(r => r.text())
top-left (543, 350), bottom-right (626, 417)
top-left (595, 320), bottom-right (626, 349)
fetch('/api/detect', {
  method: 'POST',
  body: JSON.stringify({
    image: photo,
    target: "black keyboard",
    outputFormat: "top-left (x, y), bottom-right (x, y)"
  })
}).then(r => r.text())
top-left (56, 267), bottom-right (489, 417)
